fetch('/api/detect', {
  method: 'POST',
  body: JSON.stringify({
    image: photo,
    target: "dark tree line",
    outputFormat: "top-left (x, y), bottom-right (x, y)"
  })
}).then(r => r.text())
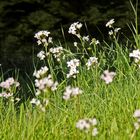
top-left (0, 0), bottom-right (139, 69)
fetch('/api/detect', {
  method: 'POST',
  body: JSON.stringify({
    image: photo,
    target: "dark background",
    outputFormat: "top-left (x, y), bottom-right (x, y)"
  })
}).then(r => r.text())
top-left (0, 0), bottom-right (140, 71)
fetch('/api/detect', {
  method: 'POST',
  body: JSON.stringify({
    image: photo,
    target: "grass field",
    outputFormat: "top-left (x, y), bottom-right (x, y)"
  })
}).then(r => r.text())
top-left (0, 9), bottom-right (140, 139)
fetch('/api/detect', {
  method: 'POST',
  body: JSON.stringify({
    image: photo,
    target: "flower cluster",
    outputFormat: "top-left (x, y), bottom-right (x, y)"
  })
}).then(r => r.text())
top-left (63, 86), bottom-right (83, 100)
top-left (68, 22), bottom-right (82, 38)
top-left (0, 92), bottom-right (13, 98)
top-left (76, 118), bottom-right (98, 136)
top-left (33, 66), bottom-right (49, 79)
top-left (34, 30), bottom-right (52, 46)
top-left (0, 77), bottom-right (19, 89)
top-left (106, 19), bottom-right (121, 37)
top-left (133, 109), bottom-right (140, 130)
top-left (35, 74), bottom-right (58, 91)
top-left (129, 49), bottom-right (140, 67)
top-left (67, 59), bottom-right (80, 78)
top-left (49, 46), bottom-right (63, 61)
top-left (37, 50), bottom-right (46, 60)
top-left (33, 66), bottom-right (58, 92)
top-left (101, 70), bottom-right (116, 84)
top-left (106, 19), bottom-right (115, 28)
top-left (86, 57), bottom-right (98, 70)
top-left (82, 36), bottom-right (89, 42)
top-left (0, 77), bottom-right (20, 100)
top-left (32, 64), bottom-right (58, 111)
top-left (30, 98), bottom-right (49, 112)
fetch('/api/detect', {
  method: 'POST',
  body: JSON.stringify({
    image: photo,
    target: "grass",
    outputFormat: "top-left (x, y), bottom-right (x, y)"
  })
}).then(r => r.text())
top-left (0, 10), bottom-right (140, 140)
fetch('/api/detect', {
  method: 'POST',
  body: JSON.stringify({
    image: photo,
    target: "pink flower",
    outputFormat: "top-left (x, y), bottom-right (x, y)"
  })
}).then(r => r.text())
top-left (101, 70), bottom-right (116, 84)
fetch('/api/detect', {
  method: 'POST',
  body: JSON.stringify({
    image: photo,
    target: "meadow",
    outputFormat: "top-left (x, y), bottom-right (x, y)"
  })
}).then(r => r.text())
top-left (1, 5), bottom-right (140, 139)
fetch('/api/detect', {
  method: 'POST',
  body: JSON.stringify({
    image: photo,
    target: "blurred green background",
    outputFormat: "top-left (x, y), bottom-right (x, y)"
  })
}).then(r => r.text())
top-left (0, 0), bottom-right (139, 71)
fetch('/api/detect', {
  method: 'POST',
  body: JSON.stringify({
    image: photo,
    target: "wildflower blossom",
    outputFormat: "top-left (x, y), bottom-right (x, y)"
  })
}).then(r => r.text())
top-left (30, 98), bottom-right (41, 106)
top-left (49, 47), bottom-right (63, 61)
top-left (15, 97), bottom-right (20, 102)
top-left (37, 50), bottom-right (46, 60)
top-left (92, 128), bottom-right (98, 136)
top-left (76, 119), bottom-right (90, 131)
top-left (106, 19), bottom-right (115, 28)
top-left (0, 92), bottom-right (13, 98)
top-left (68, 22), bottom-right (82, 38)
top-left (133, 109), bottom-right (140, 118)
top-left (34, 30), bottom-right (52, 46)
top-left (74, 42), bottom-right (78, 47)
top-left (114, 28), bottom-right (121, 33)
top-left (101, 70), bottom-right (116, 84)
top-left (0, 77), bottom-right (20, 89)
top-left (35, 75), bottom-right (58, 91)
top-left (133, 109), bottom-right (140, 131)
top-left (129, 49), bottom-right (140, 63)
top-left (108, 28), bottom-right (121, 36)
top-left (67, 59), bottom-right (80, 78)
top-left (82, 36), bottom-right (89, 42)
top-left (86, 57), bottom-right (98, 70)
top-left (76, 118), bottom-right (98, 136)
top-left (89, 118), bottom-right (98, 126)
top-left (108, 30), bottom-right (113, 36)
top-left (33, 66), bottom-right (48, 79)
top-left (35, 89), bottom-right (41, 96)
top-left (63, 86), bottom-right (82, 100)
top-left (34, 31), bottom-right (50, 40)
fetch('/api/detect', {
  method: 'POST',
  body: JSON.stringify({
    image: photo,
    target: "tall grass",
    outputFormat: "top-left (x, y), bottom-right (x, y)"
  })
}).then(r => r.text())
top-left (0, 3), bottom-right (140, 140)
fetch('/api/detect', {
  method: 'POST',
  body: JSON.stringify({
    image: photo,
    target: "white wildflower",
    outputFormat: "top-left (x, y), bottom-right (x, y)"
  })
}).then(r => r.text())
top-left (134, 109), bottom-right (140, 118)
top-left (106, 19), bottom-right (115, 28)
top-left (34, 30), bottom-right (52, 46)
top-left (35, 89), bottom-right (41, 96)
top-left (108, 30), bottom-right (113, 36)
top-left (76, 118), bottom-right (98, 136)
top-left (101, 70), bottom-right (116, 84)
top-left (0, 77), bottom-right (20, 89)
top-left (76, 119), bottom-right (90, 130)
top-left (34, 31), bottom-right (50, 40)
top-left (48, 37), bottom-right (53, 43)
top-left (89, 118), bottom-right (97, 126)
top-left (30, 98), bottom-right (41, 106)
top-left (0, 92), bottom-right (13, 98)
top-left (68, 22), bottom-right (82, 37)
top-left (63, 86), bottom-right (82, 100)
top-left (37, 50), bottom-right (46, 60)
top-left (35, 75), bottom-right (58, 91)
top-left (37, 40), bottom-right (42, 45)
top-left (92, 128), bottom-right (98, 136)
top-left (15, 97), bottom-right (20, 102)
top-left (82, 36), bottom-right (89, 42)
top-left (49, 47), bottom-right (63, 61)
top-left (74, 42), bottom-right (78, 47)
top-left (114, 28), bottom-right (121, 33)
top-left (86, 57), bottom-right (98, 70)
top-left (129, 49), bottom-right (140, 63)
top-left (67, 59), bottom-right (80, 78)
top-left (33, 66), bottom-right (48, 78)
top-left (76, 23), bottom-right (82, 29)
